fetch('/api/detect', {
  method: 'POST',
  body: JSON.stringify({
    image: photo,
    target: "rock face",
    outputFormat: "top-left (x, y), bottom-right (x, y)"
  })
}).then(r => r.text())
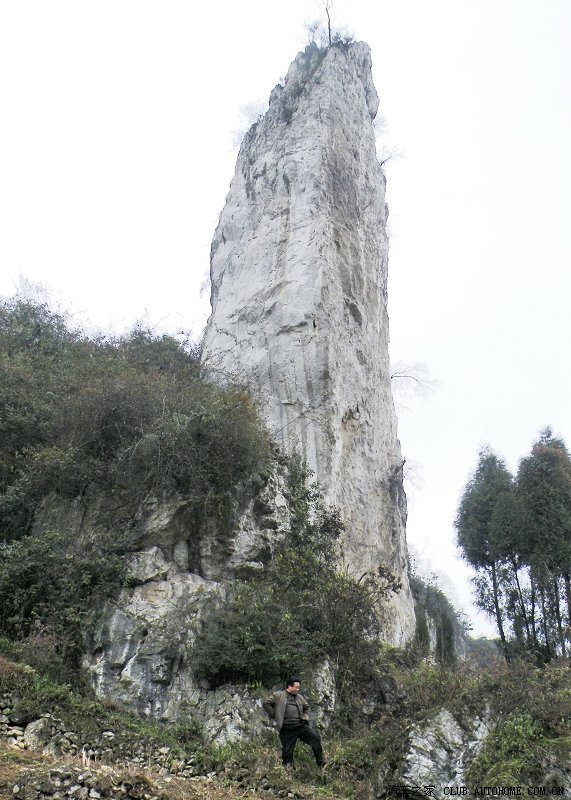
top-left (202, 41), bottom-right (414, 643)
top-left (80, 469), bottom-right (292, 729)
top-left (399, 709), bottom-right (490, 792)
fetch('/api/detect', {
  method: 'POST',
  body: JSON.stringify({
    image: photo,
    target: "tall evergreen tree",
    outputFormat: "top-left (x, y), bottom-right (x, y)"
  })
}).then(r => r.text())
top-left (517, 428), bottom-right (571, 657)
top-left (455, 448), bottom-right (515, 661)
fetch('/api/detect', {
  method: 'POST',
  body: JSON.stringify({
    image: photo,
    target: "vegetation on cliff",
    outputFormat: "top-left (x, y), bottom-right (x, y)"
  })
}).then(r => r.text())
top-left (0, 289), bottom-right (271, 677)
top-left (408, 575), bottom-right (464, 666)
top-left (192, 456), bottom-right (402, 702)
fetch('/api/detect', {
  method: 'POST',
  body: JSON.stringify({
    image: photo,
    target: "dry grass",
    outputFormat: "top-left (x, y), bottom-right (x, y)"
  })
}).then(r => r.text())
top-left (0, 740), bottom-right (343, 800)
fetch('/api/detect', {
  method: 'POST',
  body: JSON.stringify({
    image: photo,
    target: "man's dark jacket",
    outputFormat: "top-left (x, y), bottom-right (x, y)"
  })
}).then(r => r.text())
top-left (262, 690), bottom-right (310, 732)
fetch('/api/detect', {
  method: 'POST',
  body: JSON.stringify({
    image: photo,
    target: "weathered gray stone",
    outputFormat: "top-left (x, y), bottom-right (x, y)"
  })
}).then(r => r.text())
top-left (23, 717), bottom-right (51, 748)
top-left (8, 709), bottom-right (27, 725)
top-left (308, 661), bottom-right (337, 729)
top-left (542, 770), bottom-right (571, 799)
top-left (127, 546), bottom-right (173, 584)
top-left (85, 580), bottom-right (209, 718)
top-left (388, 708), bottom-right (490, 793)
top-left (228, 470), bottom-right (291, 573)
top-left (83, 465), bottom-right (293, 726)
top-left (202, 41), bottom-right (414, 645)
top-left (198, 685), bottom-right (266, 746)
top-left (44, 733), bottom-right (75, 756)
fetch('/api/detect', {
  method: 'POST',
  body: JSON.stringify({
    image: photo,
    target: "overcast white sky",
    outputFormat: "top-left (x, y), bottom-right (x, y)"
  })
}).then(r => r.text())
top-left (1, 1), bottom-right (570, 638)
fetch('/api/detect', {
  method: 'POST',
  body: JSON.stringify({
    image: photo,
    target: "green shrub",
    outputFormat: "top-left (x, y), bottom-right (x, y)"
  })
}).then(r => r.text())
top-left (479, 660), bottom-right (571, 735)
top-left (0, 528), bottom-right (125, 679)
top-left (0, 655), bottom-right (35, 693)
top-left (467, 712), bottom-right (545, 785)
top-left (0, 296), bottom-right (271, 542)
top-left (396, 660), bottom-right (485, 720)
top-left (115, 383), bottom-right (270, 528)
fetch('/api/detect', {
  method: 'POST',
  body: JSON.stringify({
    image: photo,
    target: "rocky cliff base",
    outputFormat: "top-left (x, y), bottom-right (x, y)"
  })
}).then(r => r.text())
top-left (2, 656), bottom-right (569, 800)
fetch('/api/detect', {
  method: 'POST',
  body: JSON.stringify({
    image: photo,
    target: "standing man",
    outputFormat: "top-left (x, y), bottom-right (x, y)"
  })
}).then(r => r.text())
top-left (262, 676), bottom-right (325, 769)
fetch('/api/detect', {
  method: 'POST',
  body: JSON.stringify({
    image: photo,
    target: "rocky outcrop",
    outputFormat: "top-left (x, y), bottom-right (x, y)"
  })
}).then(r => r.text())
top-left (38, 454), bottom-right (336, 735)
top-left (73, 40), bottom-right (418, 727)
top-left (400, 709), bottom-right (490, 792)
top-left (202, 41), bottom-right (414, 644)
top-left (80, 469), bottom-right (291, 728)
top-left (33, 40), bottom-right (422, 734)
top-left (376, 704), bottom-right (571, 797)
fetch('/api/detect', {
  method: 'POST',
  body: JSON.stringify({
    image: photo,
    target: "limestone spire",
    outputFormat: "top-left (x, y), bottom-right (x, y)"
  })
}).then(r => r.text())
top-left (202, 41), bottom-right (415, 644)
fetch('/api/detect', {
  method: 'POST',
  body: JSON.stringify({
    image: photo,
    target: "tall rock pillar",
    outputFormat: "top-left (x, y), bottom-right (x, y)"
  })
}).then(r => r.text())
top-left (201, 42), bottom-right (415, 644)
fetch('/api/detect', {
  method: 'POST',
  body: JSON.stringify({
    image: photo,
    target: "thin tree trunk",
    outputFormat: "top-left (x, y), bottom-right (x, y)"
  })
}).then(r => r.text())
top-left (553, 578), bottom-right (566, 657)
top-left (530, 574), bottom-right (539, 650)
top-left (491, 562), bottom-right (510, 663)
top-left (511, 558), bottom-right (531, 645)
top-left (539, 584), bottom-right (552, 660)
top-left (564, 573), bottom-right (571, 630)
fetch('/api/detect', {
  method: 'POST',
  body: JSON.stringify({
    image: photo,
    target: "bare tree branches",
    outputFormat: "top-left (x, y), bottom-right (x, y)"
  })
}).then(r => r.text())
top-left (390, 362), bottom-right (439, 407)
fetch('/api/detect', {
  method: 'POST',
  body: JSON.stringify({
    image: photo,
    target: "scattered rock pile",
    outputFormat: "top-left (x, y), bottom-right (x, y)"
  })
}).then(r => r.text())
top-left (0, 691), bottom-right (199, 779)
top-left (11, 767), bottom-right (166, 800)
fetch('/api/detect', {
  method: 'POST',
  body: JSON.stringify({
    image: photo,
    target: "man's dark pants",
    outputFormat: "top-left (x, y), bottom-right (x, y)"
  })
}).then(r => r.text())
top-left (279, 722), bottom-right (324, 766)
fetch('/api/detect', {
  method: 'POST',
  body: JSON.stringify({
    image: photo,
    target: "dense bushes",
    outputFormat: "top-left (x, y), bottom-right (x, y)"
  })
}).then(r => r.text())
top-left (192, 457), bottom-right (401, 703)
top-left (468, 713), bottom-right (545, 785)
top-left (0, 292), bottom-right (272, 676)
top-left (0, 528), bottom-right (125, 679)
top-left (0, 294), bottom-right (271, 538)
top-left (466, 661), bottom-right (571, 785)
top-left (114, 382), bottom-right (267, 514)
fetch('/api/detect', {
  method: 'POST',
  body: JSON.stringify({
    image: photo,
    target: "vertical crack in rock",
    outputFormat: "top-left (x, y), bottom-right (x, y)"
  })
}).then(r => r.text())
top-left (202, 41), bottom-right (415, 644)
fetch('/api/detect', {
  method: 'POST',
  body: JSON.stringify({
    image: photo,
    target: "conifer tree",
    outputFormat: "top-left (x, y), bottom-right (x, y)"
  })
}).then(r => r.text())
top-left (517, 428), bottom-right (571, 657)
top-left (455, 448), bottom-right (515, 661)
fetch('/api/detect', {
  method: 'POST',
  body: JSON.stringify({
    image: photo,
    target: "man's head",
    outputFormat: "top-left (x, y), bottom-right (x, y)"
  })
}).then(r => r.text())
top-left (286, 676), bottom-right (301, 694)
